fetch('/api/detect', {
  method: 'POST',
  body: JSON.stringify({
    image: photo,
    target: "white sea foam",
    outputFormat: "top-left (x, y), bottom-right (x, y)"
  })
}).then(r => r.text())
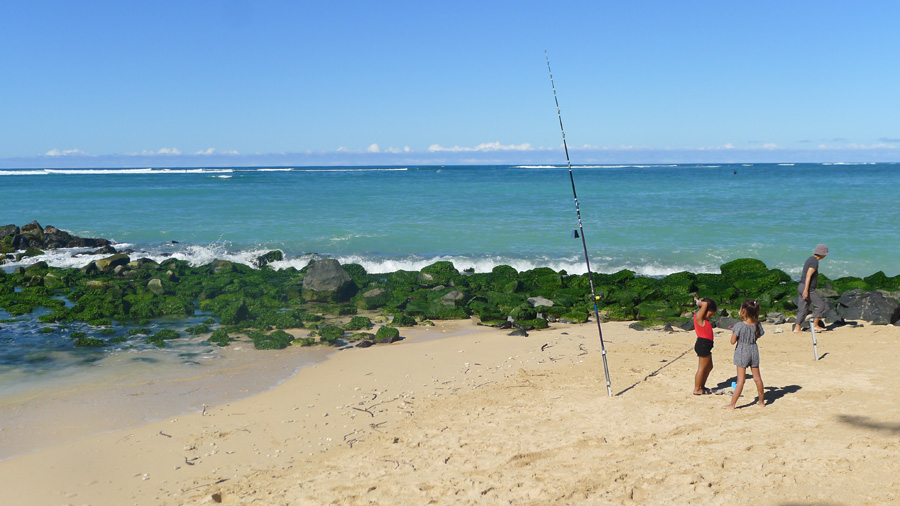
top-left (1, 168), bottom-right (235, 176)
top-left (254, 168), bottom-right (294, 172)
top-left (0, 170), bottom-right (48, 176)
top-left (293, 168), bottom-right (407, 172)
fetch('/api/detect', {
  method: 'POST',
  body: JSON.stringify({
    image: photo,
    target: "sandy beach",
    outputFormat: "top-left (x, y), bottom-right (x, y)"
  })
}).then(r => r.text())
top-left (2, 318), bottom-right (899, 505)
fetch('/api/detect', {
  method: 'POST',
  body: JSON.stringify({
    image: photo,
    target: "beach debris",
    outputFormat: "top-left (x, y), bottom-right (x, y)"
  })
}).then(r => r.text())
top-left (353, 407), bottom-right (375, 417)
top-left (159, 431), bottom-right (172, 438)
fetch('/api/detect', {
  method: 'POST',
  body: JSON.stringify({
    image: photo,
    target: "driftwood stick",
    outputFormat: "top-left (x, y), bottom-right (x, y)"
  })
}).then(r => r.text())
top-left (353, 407), bottom-right (375, 417)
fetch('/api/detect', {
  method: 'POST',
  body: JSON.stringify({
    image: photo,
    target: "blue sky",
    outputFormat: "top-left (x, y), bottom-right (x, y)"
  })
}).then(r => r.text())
top-left (2, 1), bottom-right (899, 168)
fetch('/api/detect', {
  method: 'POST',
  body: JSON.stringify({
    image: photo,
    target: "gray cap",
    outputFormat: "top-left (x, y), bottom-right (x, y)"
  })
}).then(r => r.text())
top-left (814, 244), bottom-right (829, 256)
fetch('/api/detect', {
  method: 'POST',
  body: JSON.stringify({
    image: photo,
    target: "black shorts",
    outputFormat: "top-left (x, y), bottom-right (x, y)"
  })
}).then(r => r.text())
top-left (695, 338), bottom-right (714, 357)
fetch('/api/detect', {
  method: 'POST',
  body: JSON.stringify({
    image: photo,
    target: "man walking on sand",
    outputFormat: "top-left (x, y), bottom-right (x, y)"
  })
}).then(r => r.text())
top-left (795, 244), bottom-right (829, 333)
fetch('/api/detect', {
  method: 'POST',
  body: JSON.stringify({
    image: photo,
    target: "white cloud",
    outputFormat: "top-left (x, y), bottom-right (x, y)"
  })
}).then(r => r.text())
top-left (815, 142), bottom-right (896, 150)
top-left (428, 142), bottom-right (534, 153)
top-left (157, 147), bottom-right (182, 155)
top-left (195, 148), bottom-right (216, 155)
top-left (366, 144), bottom-right (381, 153)
top-left (44, 148), bottom-right (91, 156)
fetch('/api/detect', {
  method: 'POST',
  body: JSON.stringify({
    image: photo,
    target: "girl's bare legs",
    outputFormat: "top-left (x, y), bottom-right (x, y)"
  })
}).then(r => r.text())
top-left (694, 355), bottom-right (713, 394)
top-left (751, 366), bottom-right (765, 406)
top-left (724, 366), bottom-right (746, 409)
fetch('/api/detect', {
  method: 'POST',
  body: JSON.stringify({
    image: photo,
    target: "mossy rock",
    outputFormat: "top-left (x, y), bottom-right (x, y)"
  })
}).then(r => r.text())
top-left (605, 289), bottom-right (639, 306)
top-left (207, 328), bottom-right (230, 346)
top-left (635, 301), bottom-right (682, 319)
top-left (508, 303), bottom-right (537, 322)
top-left (602, 305), bottom-right (637, 321)
top-left (374, 325), bottom-right (400, 343)
top-left (219, 300), bottom-right (251, 325)
top-left (382, 270), bottom-right (420, 290)
top-left (560, 310), bottom-right (589, 323)
top-left (485, 291), bottom-right (527, 312)
top-left (251, 329), bottom-right (294, 350)
top-left (147, 329), bottom-right (180, 347)
top-left (719, 258), bottom-right (769, 278)
top-left (826, 276), bottom-right (868, 293)
top-left (466, 298), bottom-right (503, 321)
top-left (418, 261), bottom-right (459, 287)
top-left (657, 277), bottom-right (696, 297)
top-left (516, 318), bottom-right (549, 329)
top-left (518, 267), bottom-right (563, 292)
top-left (600, 269), bottom-right (636, 285)
top-left (357, 287), bottom-right (390, 310)
top-left (347, 331), bottom-right (375, 342)
top-left (389, 313), bottom-right (417, 326)
top-left (422, 305), bottom-right (469, 320)
top-left (316, 324), bottom-right (345, 343)
top-left (186, 323), bottom-right (210, 334)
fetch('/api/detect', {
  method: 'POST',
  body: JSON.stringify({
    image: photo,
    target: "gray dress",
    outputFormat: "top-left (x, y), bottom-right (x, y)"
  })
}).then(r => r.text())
top-left (732, 321), bottom-right (764, 368)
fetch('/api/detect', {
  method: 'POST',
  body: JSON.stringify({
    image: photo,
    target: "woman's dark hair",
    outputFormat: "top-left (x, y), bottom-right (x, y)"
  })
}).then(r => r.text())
top-left (700, 297), bottom-right (718, 313)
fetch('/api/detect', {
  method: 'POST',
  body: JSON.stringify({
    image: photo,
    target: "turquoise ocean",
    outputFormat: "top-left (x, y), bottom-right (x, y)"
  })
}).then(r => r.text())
top-left (4, 162), bottom-right (899, 278)
top-left (2, 162), bottom-right (899, 458)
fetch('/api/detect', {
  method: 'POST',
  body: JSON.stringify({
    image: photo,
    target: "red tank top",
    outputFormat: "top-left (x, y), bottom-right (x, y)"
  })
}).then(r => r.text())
top-left (694, 313), bottom-right (714, 341)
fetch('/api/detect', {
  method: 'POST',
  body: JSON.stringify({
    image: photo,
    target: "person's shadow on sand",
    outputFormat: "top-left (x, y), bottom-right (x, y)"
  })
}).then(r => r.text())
top-left (837, 415), bottom-right (900, 434)
top-left (713, 379), bottom-right (801, 407)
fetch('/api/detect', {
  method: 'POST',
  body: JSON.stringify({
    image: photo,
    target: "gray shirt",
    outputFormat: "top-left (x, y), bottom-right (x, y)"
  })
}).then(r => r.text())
top-left (798, 255), bottom-right (820, 293)
top-left (733, 321), bottom-right (764, 346)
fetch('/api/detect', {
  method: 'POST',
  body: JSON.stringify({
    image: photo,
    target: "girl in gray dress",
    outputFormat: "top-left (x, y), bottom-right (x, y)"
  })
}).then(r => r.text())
top-left (724, 299), bottom-right (766, 409)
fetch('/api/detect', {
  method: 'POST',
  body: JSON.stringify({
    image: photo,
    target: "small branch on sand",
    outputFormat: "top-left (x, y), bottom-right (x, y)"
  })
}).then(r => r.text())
top-left (379, 459), bottom-right (400, 469)
top-left (379, 459), bottom-right (416, 471)
top-left (578, 344), bottom-right (588, 356)
top-left (183, 478), bottom-right (229, 492)
top-left (353, 407), bottom-right (375, 417)
top-left (541, 343), bottom-right (551, 351)
top-left (159, 431), bottom-right (172, 438)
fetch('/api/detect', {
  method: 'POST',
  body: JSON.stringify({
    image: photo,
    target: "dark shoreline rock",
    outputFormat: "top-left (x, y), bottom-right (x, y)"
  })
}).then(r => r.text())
top-left (1, 221), bottom-right (111, 257)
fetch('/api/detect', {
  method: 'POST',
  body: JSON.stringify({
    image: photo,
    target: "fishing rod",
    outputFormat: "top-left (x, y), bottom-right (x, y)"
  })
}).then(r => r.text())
top-left (545, 51), bottom-right (612, 397)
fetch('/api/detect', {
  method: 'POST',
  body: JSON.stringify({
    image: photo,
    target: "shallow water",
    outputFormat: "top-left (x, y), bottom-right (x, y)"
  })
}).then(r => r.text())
top-left (0, 334), bottom-right (332, 460)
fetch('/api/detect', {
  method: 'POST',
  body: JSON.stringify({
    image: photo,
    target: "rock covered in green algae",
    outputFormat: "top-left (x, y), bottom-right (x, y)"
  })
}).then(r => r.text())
top-left (343, 316), bottom-right (373, 330)
top-left (4, 250), bottom-right (900, 350)
top-left (374, 325), bottom-right (400, 343)
top-left (251, 329), bottom-right (294, 350)
top-left (207, 328), bottom-right (230, 346)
